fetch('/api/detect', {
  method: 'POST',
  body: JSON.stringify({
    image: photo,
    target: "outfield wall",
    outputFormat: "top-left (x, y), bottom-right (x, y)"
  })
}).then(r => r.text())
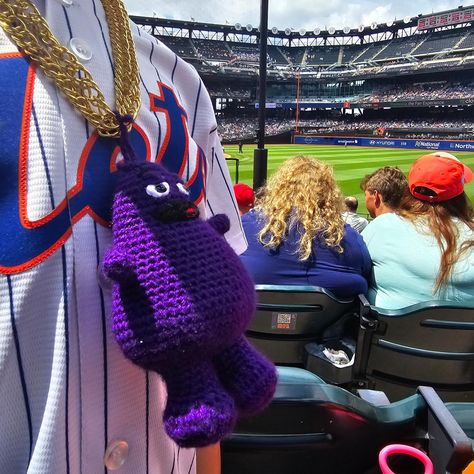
top-left (294, 135), bottom-right (474, 152)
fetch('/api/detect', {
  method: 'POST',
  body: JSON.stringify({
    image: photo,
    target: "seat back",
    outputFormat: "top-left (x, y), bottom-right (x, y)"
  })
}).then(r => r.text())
top-left (419, 387), bottom-right (474, 473)
top-left (354, 298), bottom-right (474, 402)
top-left (222, 368), bottom-right (474, 474)
top-left (222, 367), bottom-right (426, 474)
top-left (247, 285), bottom-right (357, 365)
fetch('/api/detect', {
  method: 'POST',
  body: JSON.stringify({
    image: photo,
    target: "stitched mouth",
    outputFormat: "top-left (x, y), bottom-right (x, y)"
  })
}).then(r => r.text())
top-left (153, 200), bottom-right (199, 222)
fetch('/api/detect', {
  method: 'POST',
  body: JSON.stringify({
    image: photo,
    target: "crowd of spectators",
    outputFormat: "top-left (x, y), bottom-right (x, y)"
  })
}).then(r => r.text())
top-left (216, 116), bottom-right (474, 141)
top-left (298, 117), bottom-right (474, 132)
top-left (239, 153), bottom-right (474, 309)
top-left (208, 86), bottom-right (251, 99)
top-left (301, 54), bottom-right (474, 76)
top-left (229, 46), bottom-right (260, 63)
top-left (157, 36), bottom-right (195, 58)
top-left (155, 29), bottom-right (474, 78)
top-left (362, 82), bottom-right (474, 103)
top-left (209, 80), bottom-right (474, 104)
top-left (227, 46), bottom-right (275, 65)
top-left (266, 82), bottom-right (474, 104)
top-left (237, 152), bottom-right (474, 387)
top-left (217, 117), bottom-right (292, 141)
top-left (299, 117), bottom-right (467, 129)
top-left (194, 40), bottom-right (232, 61)
top-left (210, 77), bottom-right (474, 108)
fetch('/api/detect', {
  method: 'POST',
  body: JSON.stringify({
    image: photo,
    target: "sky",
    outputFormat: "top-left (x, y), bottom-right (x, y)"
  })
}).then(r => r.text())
top-left (124, 1), bottom-right (470, 31)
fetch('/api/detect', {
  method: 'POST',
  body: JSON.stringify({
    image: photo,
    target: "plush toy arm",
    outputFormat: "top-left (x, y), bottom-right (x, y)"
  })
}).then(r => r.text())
top-left (207, 214), bottom-right (230, 235)
top-left (102, 246), bottom-right (135, 282)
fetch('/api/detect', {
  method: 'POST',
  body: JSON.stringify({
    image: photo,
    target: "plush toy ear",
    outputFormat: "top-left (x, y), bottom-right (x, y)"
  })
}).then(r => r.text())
top-left (207, 214), bottom-right (230, 235)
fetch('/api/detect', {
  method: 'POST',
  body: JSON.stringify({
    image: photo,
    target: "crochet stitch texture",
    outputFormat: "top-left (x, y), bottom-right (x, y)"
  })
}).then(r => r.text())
top-left (103, 160), bottom-right (276, 447)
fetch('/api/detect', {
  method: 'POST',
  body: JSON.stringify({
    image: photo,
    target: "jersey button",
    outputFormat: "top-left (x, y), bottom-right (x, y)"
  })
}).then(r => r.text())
top-left (104, 439), bottom-right (129, 470)
top-left (69, 38), bottom-right (93, 62)
top-left (56, 0), bottom-right (73, 6)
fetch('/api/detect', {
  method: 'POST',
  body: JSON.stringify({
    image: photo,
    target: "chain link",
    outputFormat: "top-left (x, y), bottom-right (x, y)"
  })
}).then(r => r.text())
top-left (0, 0), bottom-right (141, 137)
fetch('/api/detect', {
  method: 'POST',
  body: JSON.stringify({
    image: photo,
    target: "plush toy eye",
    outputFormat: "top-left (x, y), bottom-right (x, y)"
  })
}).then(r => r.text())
top-left (177, 183), bottom-right (189, 196)
top-left (146, 182), bottom-right (170, 198)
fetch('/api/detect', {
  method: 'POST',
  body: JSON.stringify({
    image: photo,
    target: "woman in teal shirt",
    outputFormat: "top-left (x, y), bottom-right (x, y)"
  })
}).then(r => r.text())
top-left (362, 152), bottom-right (474, 309)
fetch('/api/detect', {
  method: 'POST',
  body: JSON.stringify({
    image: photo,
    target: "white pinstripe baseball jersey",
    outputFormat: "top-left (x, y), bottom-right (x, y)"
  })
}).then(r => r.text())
top-left (0, 1), bottom-right (245, 473)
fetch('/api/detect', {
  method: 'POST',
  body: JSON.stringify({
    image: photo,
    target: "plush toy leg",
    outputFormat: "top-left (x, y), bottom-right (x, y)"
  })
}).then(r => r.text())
top-left (214, 336), bottom-right (277, 417)
top-left (162, 360), bottom-right (236, 448)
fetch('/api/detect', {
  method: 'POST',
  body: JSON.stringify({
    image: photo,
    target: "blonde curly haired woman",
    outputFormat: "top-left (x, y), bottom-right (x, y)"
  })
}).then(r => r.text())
top-left (240, 156), bottom-right (371, 297)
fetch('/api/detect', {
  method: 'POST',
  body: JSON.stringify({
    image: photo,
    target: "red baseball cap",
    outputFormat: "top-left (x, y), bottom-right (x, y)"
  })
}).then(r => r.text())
top-left (408, 152), bottom-right (473, 202)
top-left (233, 183), bottom-right (255, 208)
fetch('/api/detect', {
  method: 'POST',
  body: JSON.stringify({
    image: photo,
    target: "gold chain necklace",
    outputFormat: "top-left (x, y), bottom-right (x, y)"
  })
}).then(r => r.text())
top-left (0, 0), bottom-right (141, 137)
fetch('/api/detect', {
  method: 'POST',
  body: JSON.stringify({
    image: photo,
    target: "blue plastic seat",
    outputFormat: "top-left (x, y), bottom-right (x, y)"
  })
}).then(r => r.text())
top-left (247, 285), bottom-right (357, 366)
top-left (351, 296), bottom-right (474, 402)
top-left (222, 367), bottom-right (474, 474)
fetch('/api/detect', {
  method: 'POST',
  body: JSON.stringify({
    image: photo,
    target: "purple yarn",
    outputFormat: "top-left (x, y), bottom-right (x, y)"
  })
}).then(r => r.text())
top-left (103, 159), bottom-right (276, 447)
top-left (115, 112), bottom-right (139, 162)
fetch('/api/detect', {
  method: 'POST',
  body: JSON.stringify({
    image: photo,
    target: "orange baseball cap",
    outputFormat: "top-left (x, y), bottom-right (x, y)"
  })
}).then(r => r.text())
top-left (233, 183), bottom-right (255, 208)
top-left (408, 152), bottom-right (473, 202)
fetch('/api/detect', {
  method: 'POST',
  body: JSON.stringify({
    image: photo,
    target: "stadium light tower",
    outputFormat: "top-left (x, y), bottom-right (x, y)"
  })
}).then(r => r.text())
top-left (253, 0), bottom-right (269, 191)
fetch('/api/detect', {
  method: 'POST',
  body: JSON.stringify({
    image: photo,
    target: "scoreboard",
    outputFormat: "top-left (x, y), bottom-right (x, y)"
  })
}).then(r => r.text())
top-left (418, 8), bottom-right (474, 30)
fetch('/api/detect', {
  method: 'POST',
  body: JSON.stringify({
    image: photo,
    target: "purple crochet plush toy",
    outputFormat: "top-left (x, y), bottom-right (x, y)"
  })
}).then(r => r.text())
top-left (103, 158), bottom-right (276, 447)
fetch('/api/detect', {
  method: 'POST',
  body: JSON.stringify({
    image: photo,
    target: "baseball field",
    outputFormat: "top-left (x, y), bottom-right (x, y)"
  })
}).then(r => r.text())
top-left (224, 144), bottom-right (474, 215)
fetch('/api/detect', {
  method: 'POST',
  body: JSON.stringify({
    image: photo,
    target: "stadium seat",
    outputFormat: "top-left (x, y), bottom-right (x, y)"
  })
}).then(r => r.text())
top-left (352, 295), bottom-right (474, 402)
top-left (221, 367), bottom-right (474, 474)
top-left (246, 285), bottom-right (357, 366)
top-left (420, 386), bottom-right (474, 473)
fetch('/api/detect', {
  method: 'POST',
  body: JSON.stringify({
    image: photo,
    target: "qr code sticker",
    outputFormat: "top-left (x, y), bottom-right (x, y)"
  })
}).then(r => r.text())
top-left (277, 313), bottom-right (292, 324)
top-left (271, 312), bottom-right (297, 330)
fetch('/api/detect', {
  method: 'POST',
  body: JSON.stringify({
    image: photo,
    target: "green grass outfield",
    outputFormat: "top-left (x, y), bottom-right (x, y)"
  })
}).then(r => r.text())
top-left (223, 144), bottom-right (474, 215)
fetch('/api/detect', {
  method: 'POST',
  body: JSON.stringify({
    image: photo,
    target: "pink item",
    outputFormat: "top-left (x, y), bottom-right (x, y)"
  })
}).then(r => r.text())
top-left (379, 444), bottom-right (434, 474)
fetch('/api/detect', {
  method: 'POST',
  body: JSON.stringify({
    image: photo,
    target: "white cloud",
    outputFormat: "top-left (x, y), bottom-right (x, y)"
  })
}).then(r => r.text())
top-left (361, 5), bottom-right (393, 27)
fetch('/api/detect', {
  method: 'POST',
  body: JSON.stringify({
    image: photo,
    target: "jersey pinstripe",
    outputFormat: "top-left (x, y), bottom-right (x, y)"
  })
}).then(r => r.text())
top-left (0, 1), bottom-right (245, 473)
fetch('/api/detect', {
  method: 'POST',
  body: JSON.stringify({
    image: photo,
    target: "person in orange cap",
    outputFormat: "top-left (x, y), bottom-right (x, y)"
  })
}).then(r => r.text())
top-left (362, 152), bottom-right (474, 309)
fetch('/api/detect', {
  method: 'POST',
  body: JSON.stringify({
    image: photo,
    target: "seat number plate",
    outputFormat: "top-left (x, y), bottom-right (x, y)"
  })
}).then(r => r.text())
top-left (271, 312), bottom-right (297, 330)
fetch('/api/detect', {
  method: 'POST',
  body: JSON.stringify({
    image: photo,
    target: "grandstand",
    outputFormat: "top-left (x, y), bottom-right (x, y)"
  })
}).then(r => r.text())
top-left (132, 7), bottom-right (474, 75)
top-left (132, 5), bottom-right (474, 145)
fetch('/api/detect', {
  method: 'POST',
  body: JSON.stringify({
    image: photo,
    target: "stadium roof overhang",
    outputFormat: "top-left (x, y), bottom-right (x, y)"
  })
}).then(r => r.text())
top-left (130, 14), bottom-right (416, 39)
top-left (131, 5), bottom-right (474, 40)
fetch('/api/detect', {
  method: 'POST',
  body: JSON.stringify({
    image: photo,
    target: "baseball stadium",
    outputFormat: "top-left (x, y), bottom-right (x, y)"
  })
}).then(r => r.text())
top-left (132, 6), bottom-right (474, 215)
top-left (129, 6), bottom-right (474, 473)
top-left (224, 144), bottom-right (474, 215)
top-left (1, 1), bottom-right (474, 473)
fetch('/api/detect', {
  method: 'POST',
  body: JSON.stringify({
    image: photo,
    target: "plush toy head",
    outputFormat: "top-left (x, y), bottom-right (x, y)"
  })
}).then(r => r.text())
top-left (116, 160), bottom-right (199, 223)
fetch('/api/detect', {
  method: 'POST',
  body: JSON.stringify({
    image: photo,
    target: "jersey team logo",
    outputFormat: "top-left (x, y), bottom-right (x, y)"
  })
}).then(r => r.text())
top-left (0, 54), bottom-right (207, 274)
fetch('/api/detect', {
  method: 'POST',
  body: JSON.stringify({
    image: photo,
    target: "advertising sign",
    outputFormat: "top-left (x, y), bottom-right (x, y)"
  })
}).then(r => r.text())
top-left (294, 135), bottom-right (474, 151)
